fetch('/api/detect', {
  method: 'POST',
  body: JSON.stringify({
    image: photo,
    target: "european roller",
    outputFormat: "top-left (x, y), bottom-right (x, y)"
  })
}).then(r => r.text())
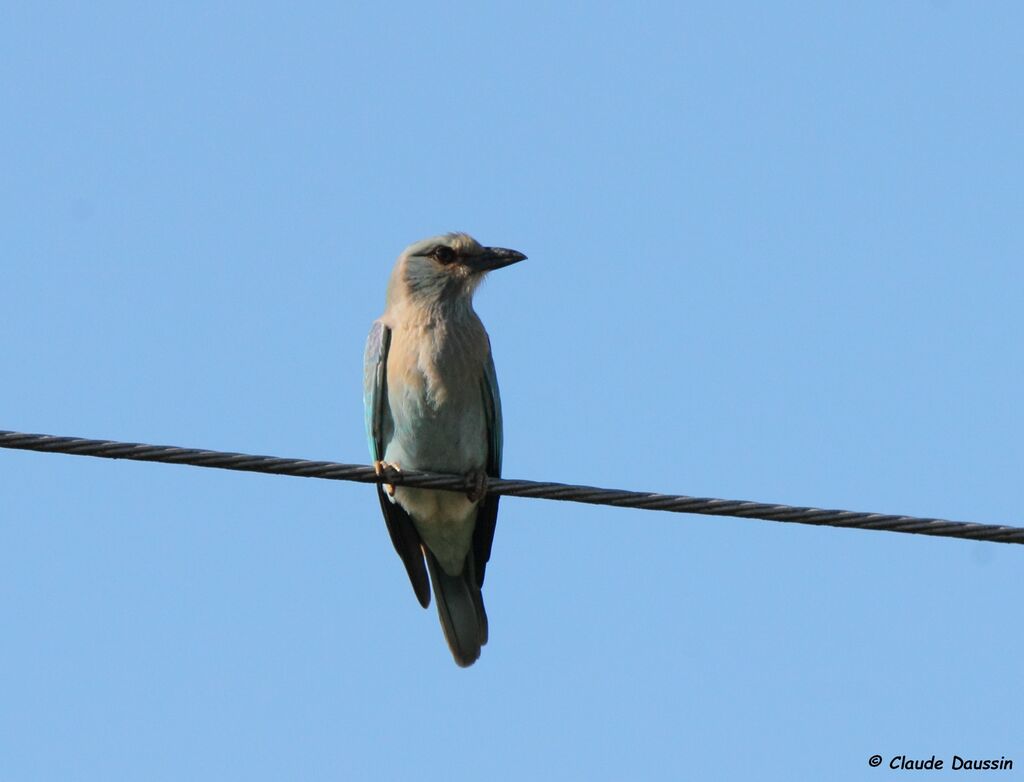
top-left (363, 232), bottom-right (525, 667)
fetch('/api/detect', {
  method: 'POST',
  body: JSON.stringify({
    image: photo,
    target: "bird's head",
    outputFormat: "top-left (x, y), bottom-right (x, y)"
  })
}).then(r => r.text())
top-left (389, 232), bottom-right (526, 306)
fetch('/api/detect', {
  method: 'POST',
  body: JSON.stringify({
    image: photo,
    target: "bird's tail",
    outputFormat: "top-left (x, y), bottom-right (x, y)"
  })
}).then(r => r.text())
top-left (423, 548), bottom-right (488, 667)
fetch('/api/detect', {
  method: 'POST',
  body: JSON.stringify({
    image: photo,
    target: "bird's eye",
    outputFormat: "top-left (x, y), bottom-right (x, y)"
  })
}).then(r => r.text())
top-left (432, 245), bottom-right (456, 264)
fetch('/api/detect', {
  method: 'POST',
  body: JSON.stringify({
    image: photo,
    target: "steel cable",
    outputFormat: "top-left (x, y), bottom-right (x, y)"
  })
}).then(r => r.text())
top-left (2, 429), bottom-right (1021, 545)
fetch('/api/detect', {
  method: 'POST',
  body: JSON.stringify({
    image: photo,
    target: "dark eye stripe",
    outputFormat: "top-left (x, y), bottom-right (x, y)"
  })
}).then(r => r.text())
top-left (433, 245), bottom-right (456, 264)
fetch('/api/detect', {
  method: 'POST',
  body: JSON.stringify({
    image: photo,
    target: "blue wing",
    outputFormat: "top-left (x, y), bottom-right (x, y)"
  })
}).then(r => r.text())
top-left (364, 321), bottom-right (431, 607)
top-left (472, 337), bottom-right (503, 586)
top-left (363, 321), bottom-right (388, 461)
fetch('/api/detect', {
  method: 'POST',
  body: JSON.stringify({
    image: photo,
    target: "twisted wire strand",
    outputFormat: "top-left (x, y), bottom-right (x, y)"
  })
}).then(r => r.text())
top-left (2, 429), bottom-right (1021, 545)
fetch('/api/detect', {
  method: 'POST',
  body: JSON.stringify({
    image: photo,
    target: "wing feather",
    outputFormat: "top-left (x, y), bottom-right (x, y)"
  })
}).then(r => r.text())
top-left (472, 337), bottom-right (503, 587)
top-left (364, 321), bottom-right (431, 607)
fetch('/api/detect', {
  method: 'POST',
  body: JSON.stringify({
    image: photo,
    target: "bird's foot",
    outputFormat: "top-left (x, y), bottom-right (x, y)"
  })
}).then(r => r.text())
top-left (465, 469), bottom-right (489, 503)
top-left (374, 460), bottom-right (402, 497)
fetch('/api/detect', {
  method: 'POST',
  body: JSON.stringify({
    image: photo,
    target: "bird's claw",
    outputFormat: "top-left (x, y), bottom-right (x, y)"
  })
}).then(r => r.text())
top-left (374, 460), bottom-right (402, 497)
top-left (465, 469), bottom-right (489, 503)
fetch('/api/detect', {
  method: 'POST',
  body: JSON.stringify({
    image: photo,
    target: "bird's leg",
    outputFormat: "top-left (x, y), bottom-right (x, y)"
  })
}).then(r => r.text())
top-left (374, 460), bottom-right (402, 497)
top-left (465, 469), bottom-right (489, 503)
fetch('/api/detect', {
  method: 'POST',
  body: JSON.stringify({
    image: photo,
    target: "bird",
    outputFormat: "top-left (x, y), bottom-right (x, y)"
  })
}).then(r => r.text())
top-left (363, 232), bottom-right (526, 666)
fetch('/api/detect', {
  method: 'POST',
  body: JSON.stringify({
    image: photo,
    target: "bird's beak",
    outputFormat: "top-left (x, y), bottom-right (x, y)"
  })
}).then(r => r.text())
top-left (467, 246), bottom-right (527, 272)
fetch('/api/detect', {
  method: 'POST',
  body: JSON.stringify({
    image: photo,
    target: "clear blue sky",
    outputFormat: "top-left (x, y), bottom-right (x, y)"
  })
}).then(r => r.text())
top-left (3, 2), bottom-right (1022, 780)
